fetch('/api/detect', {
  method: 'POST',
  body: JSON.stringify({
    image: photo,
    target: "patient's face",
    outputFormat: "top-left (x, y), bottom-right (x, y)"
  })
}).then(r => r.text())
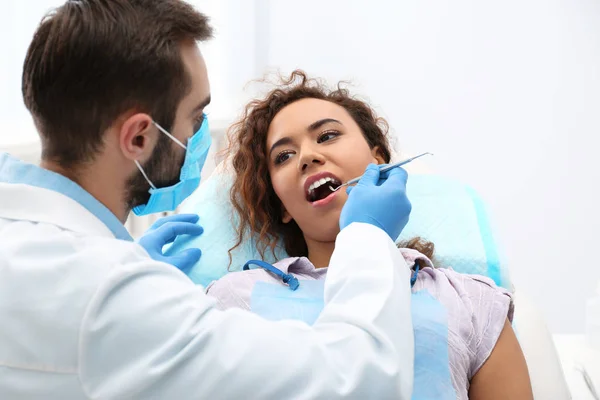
top-left (266, 98), bottom-right (384, 243)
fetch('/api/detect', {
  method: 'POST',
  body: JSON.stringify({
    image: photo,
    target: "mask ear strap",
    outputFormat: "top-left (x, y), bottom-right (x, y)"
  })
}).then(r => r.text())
top-left (153, 121), bottom-right (187, 150)
top-left (134, 160), bottom-right (157, 189)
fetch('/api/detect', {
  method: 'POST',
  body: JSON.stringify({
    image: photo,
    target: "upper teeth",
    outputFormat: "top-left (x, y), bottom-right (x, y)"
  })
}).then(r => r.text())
top-left (308, 177), bottom-right (336, 193)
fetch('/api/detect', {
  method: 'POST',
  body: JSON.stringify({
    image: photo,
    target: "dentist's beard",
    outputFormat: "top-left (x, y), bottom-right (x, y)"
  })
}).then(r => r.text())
top-left (125, 134), bottom-right (185, 212)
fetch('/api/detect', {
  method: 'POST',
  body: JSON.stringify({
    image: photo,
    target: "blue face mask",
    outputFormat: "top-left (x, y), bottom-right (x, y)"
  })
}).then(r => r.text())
top-left (132, 115), bottom-right (211, 216)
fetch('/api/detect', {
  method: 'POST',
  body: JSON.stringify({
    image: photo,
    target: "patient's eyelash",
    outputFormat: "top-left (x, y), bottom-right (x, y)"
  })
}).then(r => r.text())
top-left (274, 150), bottom-right (294, 165)
top-left (273, 130), bottom-right (339, 165)
top-left (317, 130), bottom-right (340, 143)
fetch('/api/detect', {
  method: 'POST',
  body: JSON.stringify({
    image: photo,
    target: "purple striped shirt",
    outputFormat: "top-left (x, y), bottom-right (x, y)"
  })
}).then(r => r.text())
top-left (206, 248), bottom-right (513, 398)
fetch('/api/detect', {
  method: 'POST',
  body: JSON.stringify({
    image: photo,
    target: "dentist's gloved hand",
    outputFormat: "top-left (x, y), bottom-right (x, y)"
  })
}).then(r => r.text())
top-left (340, 164), bottom-right (412, 241)
top-left (138, 213), bottom-right (203, 273)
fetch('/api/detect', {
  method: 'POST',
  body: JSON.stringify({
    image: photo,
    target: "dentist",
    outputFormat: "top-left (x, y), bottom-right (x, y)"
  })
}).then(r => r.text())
top-left (0, 1), bottom-right (415, 398)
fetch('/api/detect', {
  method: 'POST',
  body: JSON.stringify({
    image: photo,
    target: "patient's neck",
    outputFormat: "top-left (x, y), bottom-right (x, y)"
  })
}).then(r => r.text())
top-left (305, 238), bottom-right (335, 269)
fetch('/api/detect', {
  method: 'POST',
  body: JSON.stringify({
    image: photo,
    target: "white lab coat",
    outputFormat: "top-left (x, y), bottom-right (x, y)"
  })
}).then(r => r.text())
top-left (0, 180), bottom-right (414, 399)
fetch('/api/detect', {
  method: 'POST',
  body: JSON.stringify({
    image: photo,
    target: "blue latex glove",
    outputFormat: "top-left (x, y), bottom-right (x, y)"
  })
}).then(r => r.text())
top-left (340, 164), bottom-right (412, 240)
top-left (138, 213), bottom-right (204, 273)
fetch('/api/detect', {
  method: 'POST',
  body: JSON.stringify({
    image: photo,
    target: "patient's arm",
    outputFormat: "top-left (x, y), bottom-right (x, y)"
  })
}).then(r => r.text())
top-left (469, 319), bottom-right (533, 400)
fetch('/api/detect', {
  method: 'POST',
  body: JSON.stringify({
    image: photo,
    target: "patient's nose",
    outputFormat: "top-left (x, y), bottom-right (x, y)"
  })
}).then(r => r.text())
top-left (299, 150), bottom-right (325, 172)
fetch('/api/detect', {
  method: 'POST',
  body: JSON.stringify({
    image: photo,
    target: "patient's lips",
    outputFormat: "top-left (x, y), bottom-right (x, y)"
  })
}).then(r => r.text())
top-left (304, 171), bottom-right (342, 205)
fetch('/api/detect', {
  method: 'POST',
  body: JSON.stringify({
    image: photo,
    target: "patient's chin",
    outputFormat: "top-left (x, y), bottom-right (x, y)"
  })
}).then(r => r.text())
top-left (300, 215), bottom-right (341, 243)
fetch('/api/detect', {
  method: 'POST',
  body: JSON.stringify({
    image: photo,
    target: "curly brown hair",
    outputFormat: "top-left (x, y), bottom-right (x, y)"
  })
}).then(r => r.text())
top-left (226, 70), bottom-right (434, 263)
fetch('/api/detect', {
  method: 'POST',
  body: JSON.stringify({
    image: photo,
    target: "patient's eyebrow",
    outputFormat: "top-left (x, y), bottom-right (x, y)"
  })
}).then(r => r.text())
top-left (307, 118), bottom-right (342, 131)
top-left (269, 119), bottom-right (342, 158)
top-left (269, 137), bottom-right (293, 158)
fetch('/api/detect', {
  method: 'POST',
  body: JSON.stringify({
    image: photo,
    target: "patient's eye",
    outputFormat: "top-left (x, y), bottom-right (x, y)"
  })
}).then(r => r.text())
top-left (317, 130), bottom-right (340, 143)
top-left (274, 151), bottom-right (294, 165)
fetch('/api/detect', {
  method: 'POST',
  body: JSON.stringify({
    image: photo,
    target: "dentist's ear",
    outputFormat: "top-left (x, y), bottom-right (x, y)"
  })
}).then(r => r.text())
top-left (371, 146), bottom-right (386, 165)
top-left (119, 113), bottom-right (157, 162)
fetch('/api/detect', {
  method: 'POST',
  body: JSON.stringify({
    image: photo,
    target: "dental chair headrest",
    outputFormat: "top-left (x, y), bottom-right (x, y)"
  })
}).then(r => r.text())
top-left (166, 163), bottom-right (511, 289)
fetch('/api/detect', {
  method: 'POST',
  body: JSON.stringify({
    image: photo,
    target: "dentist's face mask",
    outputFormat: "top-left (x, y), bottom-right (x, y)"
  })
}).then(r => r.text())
top-left (132, 114), bottom-right (211, 216)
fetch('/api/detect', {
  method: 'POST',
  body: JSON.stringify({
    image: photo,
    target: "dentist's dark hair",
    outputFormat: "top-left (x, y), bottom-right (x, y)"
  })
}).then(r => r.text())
top-left (227, 70), bottom-right (434, 264)
top-left (22, 0), bottom-right (213, 169)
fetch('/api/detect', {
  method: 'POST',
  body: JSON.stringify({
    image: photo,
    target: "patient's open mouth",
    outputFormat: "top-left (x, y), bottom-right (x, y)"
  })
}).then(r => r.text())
top-left (305, 174), bottom-right (342, 203)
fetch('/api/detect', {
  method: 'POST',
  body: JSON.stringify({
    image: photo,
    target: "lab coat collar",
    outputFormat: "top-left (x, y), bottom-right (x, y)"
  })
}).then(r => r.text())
top-left (0, 152), bottom-right (132, 241)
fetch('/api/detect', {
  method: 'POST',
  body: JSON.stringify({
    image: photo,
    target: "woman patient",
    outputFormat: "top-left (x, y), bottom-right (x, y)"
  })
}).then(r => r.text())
top-left (206, 70), bottom-right (533, 399)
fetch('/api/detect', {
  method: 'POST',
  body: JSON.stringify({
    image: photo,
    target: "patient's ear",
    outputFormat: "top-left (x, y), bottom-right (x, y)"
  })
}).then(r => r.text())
top-left (282, 209), bottom-right (293, 224)
top-left (371, 146), bottom-right (386, 165)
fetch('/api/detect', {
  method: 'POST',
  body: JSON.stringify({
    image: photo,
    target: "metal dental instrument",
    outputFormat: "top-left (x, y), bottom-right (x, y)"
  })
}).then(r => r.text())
top-left (329, 152), bottom-right (433, 192)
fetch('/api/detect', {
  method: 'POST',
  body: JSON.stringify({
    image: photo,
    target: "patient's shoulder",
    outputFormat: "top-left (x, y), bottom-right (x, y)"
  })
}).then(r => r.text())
top-left (414, 268), bottom-right (512, 311)
top-left (413, 267), bottom-right (514, 378)
top-left (399, 246), bottom-right (513, 322)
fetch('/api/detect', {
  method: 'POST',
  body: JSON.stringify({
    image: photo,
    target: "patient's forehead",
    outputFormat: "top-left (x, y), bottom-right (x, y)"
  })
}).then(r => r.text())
top-left (267, 98), bottom-right (356, 142)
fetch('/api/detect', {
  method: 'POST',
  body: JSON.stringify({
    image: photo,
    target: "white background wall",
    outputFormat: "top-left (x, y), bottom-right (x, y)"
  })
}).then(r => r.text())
top-left (1, 0), bottom-right (599, 333)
